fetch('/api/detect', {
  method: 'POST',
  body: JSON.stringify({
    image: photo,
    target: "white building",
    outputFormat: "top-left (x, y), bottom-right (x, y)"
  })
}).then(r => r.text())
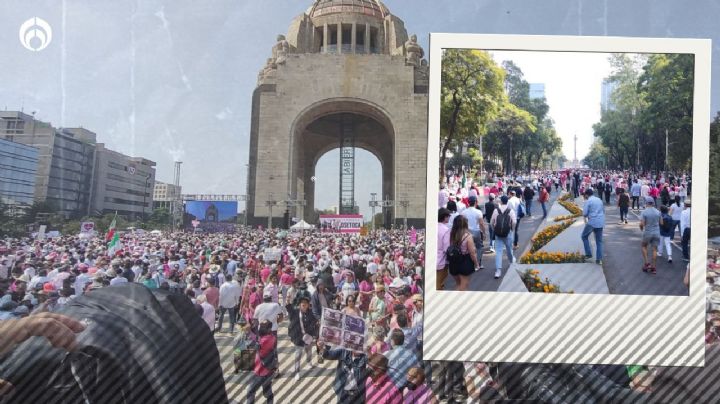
top-left (153, 181), bottom-right (182, 210)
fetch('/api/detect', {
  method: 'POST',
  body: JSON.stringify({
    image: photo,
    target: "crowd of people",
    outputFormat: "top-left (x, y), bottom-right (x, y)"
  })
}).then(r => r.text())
top-left (0, 226), bottom-right (503, 403)
top-left (438, 168), bottom-right (693, 289)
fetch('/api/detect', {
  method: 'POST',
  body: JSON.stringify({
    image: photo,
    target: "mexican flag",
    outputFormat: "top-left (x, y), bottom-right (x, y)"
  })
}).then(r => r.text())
top-left (106, 214), bottom-right (121, 256)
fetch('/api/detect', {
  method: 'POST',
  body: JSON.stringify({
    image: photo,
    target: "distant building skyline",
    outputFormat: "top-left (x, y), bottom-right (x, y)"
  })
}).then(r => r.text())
top-left (529, 83), bottom-right (546, 99)
top-left (601, 78), bottom-right (618, 112)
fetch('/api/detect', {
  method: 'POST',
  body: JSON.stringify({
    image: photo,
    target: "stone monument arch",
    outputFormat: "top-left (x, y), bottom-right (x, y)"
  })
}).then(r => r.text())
top-left (247, 0), bottom-right (428, 228)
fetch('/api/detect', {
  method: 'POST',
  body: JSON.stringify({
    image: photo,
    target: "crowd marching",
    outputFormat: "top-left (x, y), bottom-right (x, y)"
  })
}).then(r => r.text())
top-left (438, 168), bottom-right (692, 287)
top-left (0, 167), bottom-right (699, 403)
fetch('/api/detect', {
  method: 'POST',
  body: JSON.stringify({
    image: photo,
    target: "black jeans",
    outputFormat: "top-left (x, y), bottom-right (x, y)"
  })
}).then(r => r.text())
top-left (514, 219), bottom-right (521, 247)
top-left (431, 361), bottom-right (466, 399)
top-left (631, 196), bottom-right (640, 209)
top-left (247, 374), bottom-right (274, 404)
top-left (619, 206), bottom-right (629, 222)
top-left (218, 306), bottom-right (238, 332)
top-left (682, 228), bottom-right (691, 259)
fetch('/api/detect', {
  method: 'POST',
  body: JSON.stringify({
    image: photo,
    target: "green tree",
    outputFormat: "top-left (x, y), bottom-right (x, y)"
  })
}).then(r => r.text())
top-left (583, 139), bottom-right (610, 169)
top-left (637, 53), bottom-right (694, 171)
top-left (440, 49), bottom-right (506, 182)
top-left (485, 103), bottom-right (536, 174)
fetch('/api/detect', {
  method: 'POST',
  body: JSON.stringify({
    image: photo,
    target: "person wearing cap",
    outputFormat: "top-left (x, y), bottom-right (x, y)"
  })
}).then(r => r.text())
top-left (365, 353), bottom-right (401, 404)
top-left (286, 294), bottom-right (318, 381)
top-left (196, 294), bottom-right (216, 333)
top-left (640, 197), bottom-right (662, 274)
top-left (108, 268), bottom-right (128, 286)
top-left (581, 188), bottom-right (605, 265)
top-left (680, 199), bottom-right (692, 262)
top-left (461, 195), bottom-right (488, 270)
top-left (253, 288), bottom-right (284, 376)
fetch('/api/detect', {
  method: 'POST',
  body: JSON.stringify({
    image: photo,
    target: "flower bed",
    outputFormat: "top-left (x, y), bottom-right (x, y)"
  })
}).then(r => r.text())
top-left (558, 200), bottom-right (583, 216)
top-left (521, 269), bottom-right (571, 293)
top-left (530, 219), bottom-right (575, 253)
top-left (559, 193), bottom-right (574, 202)
top-left (554, 213), bottom-right (581, 222)
top-left (520, 251), bottom-right (587, 264)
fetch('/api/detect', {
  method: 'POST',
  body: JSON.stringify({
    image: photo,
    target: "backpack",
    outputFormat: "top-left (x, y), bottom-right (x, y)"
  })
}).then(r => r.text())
top-left (517, 202), bottom-right (526, 219)
top-left (446, 242), bottom-right (464, 264)
top-left (494, 208), bottom-right (513, 238)
top-left (259, 344), bottom-right (277, 370)
top-left (605, 183), bottom-right (612, 192)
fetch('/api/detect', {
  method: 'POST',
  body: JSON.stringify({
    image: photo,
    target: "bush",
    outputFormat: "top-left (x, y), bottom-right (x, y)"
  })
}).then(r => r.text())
top-left (530, 220), bottom-right (575, 253)
top-left (558, 200), bottom-right (583, 216)
top-left (521, 269), bottom-right (571, 293)
top-left (520, 251), bottom-right (587, 264)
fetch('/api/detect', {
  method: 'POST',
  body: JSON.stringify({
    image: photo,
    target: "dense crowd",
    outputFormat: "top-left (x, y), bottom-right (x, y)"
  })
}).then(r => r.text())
top-left (438, 168), bottom-right (692, 289)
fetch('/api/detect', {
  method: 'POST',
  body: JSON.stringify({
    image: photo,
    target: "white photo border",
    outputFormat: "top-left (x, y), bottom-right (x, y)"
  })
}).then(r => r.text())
top-left (424, 34), bottom-right (710, 366)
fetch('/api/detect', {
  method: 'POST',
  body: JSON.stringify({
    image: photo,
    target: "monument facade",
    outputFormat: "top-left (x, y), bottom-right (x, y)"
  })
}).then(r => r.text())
top-left (247, 0), bottom-right (428, 228)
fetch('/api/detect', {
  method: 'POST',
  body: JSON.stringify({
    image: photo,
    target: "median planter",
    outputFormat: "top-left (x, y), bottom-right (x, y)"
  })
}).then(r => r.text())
top-left (521, 269), bottom-right (572, 293)
top-left (520, 251), bottom-right (587, 264)
top-left (530, 219), bottom-right (575, 253)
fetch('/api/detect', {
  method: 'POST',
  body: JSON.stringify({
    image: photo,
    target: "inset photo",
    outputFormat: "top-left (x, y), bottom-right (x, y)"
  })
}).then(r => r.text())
top-left (424, 34), bottom-right (710, 366)
top-left (436, 48), bottom-right (693, 297)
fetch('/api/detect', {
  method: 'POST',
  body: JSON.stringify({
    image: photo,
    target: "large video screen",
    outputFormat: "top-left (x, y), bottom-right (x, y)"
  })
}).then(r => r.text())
top-left (185, 201), bottom-right (238, 232)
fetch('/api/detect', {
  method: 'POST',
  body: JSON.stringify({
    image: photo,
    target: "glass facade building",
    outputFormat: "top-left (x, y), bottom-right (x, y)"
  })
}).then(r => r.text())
top-left (0, 137), bottom-right (38, 206)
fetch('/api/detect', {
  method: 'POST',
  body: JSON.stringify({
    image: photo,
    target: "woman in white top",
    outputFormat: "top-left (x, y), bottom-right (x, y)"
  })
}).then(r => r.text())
top-left (669, 195), bottom-right (684, 238)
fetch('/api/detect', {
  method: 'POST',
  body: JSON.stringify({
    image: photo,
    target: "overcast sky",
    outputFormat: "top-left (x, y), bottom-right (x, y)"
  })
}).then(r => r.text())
top-left (2, 0), bottom-right (719, 218)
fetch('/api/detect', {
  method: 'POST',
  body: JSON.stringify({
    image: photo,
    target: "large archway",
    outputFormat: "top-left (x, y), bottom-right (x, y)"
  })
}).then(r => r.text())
top-left (288, 99), bottom-right (395, 225)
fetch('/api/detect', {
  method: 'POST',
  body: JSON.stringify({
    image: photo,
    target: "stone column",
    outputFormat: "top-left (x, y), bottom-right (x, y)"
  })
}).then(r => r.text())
top-left (323, 23), bottom-right (328, 53)
top-left (337, 23), bottom-right (342, 54)
top-left (365, 23), bottom-right (371, 53)
top-left (351, 23), bottom-right (356, 54)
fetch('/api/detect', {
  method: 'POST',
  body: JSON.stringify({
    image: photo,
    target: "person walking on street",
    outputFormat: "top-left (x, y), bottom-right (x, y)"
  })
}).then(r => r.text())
top-left (507, 191), bottom-right (522, 250)
top-left (286, 295), bottom-right (318, 381)
top-left (484, 195), bottom-right (497, 252)
top-left (523, 184), bottom-right (535, 217)
top-left (640, 198), bottom-right (662, 274)
top-left (447, 216), bottom-right (481, 291)
top-left (218, 276), bottom-right (242, 333)
top-left (630, 179), bottom-right (641, 210)
top-left (490, 195), bottom-right (516, 279)
top-left (681, 200), bottom-right (692, 262)
top-left (436, 208), bottom-right (452, 291)
top-left (318, 341), bottom-right (368, 404)
top-left (658, 205), bottom-right (675, 264)
top-left (247, 320), bottom-right (277, 404)
top-left (581, 188), bottom-right (605, 265)
top-left (617, 188), bottom-right (630, 224)
top-left (461, 196), bottom-right (487, 270)
top-left (538, 186), bottom-right (549, 219)
top-left (669, 196), bottom-right (684, 239)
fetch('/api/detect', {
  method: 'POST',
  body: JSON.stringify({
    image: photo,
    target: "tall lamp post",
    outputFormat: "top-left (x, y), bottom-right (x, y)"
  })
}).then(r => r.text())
top-left (369, 193), bottom-right (378, 231)
top-left (398, 199), bottom-right (409, 230)
top-left (265, 194), bottom-right (277, 230)
top-left (143, 174), bottom-right (151, 222)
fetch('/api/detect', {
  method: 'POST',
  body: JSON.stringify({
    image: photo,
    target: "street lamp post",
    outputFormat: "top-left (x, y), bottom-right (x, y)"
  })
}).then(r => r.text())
top-left (369, 193), bottom-right (378, 231)
top-left (399, 199), bottom-right (409, 230)
top-left (265, 194), bottom-right (277, 230)
top-left (143, 174), bottom-right (151, 222)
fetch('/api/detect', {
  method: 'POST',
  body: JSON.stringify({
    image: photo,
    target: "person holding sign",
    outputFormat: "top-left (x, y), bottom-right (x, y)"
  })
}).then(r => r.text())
top-left (317, 340), bottom-right (368, 404)
top-left (286, 295), bottom-right (318, 381)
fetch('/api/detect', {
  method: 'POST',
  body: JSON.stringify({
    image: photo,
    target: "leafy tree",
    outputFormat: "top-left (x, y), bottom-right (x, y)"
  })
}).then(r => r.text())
top-left (440, 49), bottom-right (506, 182)
top-left (583, 139), bottom-right (610, 169)
top-left (485, 103), bottom-right (536, 174)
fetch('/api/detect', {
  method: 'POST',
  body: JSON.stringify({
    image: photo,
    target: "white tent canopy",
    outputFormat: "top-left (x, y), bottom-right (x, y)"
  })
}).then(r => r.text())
top-left (290, 220), bottom-right (314, 230)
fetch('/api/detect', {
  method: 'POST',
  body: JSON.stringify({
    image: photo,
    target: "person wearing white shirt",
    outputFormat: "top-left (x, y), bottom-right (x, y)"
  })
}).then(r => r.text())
top-left (680, 200), bottom-right (691, 262)
top-left (507, 191), bottom-right (522, 249)
top-left (218, 278), bottom-right (242, 333)
top-left (110, 275), bottom-right (128, 286)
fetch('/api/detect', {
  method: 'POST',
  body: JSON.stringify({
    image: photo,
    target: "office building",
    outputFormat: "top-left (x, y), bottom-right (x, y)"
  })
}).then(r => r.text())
top-left (153, 181), bottom-right (181, 210)
top-left (529, 83), bottom-right (545, 99)
top-left (601, 79), bottom-right (618, 112)
top-left (0, 137), bottom-right (38, 209)
top-left (0, 112), bottom-right (96, 218)
top-left (91, 144), bottom-right (156, 219)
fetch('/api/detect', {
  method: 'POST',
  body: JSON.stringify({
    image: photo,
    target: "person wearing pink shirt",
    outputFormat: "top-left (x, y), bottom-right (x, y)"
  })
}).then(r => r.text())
top-left (436, 208), bottom-right (452, 290)
top-left (366, 353), bottom-right (402, 404)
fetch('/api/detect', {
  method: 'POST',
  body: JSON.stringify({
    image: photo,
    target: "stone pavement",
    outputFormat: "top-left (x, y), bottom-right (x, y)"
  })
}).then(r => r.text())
top-left (216, 319), bottom-right (337, 403)
top-left (511, 263), bottom-right (609, 294)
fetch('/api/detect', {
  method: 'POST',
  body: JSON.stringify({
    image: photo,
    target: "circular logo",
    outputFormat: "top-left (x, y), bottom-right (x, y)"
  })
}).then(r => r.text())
top-left (19, 17), bottom-right (53, 52)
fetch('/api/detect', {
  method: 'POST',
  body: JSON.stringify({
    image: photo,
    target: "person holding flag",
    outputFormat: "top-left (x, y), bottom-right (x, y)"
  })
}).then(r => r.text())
top-left (105, 213), bottom-right (121, 257)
